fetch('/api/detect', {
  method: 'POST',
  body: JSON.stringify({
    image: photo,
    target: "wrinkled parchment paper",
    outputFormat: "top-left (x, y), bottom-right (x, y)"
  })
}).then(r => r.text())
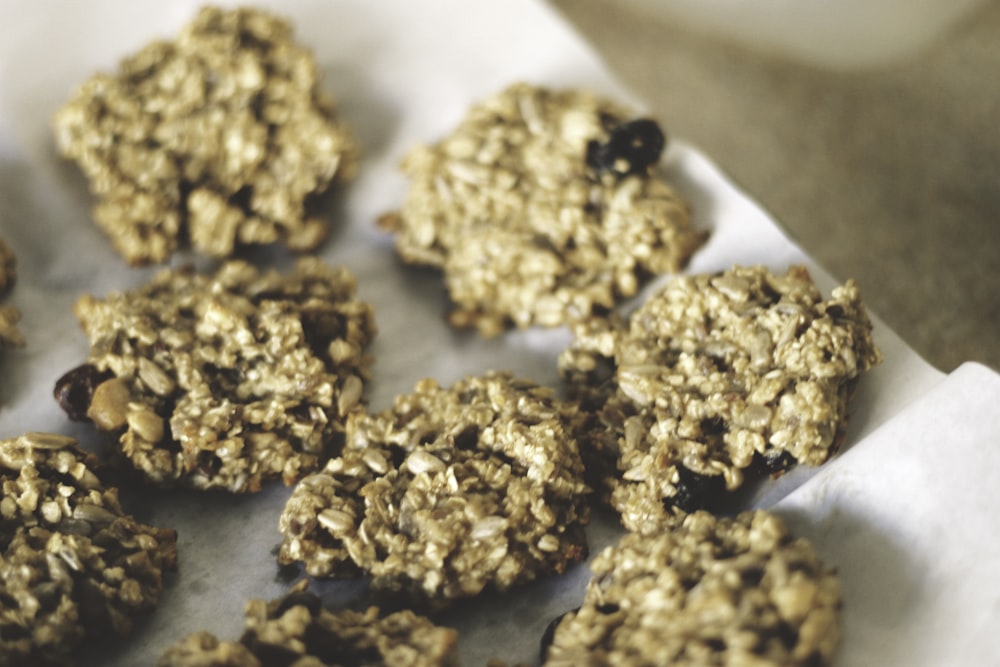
top-left (1, 1), bottom-right (996, 664)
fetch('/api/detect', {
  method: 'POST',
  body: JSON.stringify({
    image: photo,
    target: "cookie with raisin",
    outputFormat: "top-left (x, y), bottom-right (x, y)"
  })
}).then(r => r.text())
top-left (560, 265), bottom-right (881, 532)
top-left (543, 510), bottom-right (841, 667)
top-left (54, 259), bottom-right (376, 493)
top-left (379, 82), bottom-right (705, 336)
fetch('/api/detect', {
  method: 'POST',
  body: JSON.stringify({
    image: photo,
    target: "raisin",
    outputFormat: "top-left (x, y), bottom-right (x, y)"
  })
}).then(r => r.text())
top-left (748, 450), bottom-right (797, 477)
top-left (740, 566), bottom-right (765, 586)
top-left (53, 364), bottom-right (113, 422)
top-left (671, 465), bottom-right (726, 512)
top-left (243, 641), bottom-right (299, 667)
top-left (586, 118), bottom-right (666, 178)
top-left (453, 424), bottom-right (479, 451)
top-left (699, 415), bottom-right (728, 436)
top-left (774, 621), bottom-right (800, 649)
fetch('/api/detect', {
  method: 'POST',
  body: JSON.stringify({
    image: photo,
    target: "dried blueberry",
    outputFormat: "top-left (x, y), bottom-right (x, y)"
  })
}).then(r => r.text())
top-left (747, 450), bottom-right (797, 478)
top-left (53, 363), bottom-right (113, 422)
top-left (762, 450), bottom-right (797, 475)
top-left (671, 465), bottom-right (726, 512)
top-left (586, 118), bottom-right (666, 178)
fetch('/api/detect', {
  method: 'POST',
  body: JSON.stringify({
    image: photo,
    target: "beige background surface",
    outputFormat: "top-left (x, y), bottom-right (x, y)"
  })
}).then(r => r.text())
top-left (553, 0), bottom-right (999, 373)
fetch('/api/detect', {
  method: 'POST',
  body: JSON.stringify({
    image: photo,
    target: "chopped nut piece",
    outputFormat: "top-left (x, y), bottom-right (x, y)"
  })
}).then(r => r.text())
top-left (559, 265), bottom-right (882, 533)
top-left (86, 376), bottom-right (131, 430)
top-left (158, 581), bottom-right (459, 667)
top-left (278, 372), bottom-right (590, 606)
top-left (56, 258), bottom-right (377, 492)
top-left (544, 510), bottom-right (841, 667)
top-left (380, 82), bottom-right (705, 336)
top-left (52, 6), bottom-right (359, 265)
top-left (1, 433), bottom-right (178, 666)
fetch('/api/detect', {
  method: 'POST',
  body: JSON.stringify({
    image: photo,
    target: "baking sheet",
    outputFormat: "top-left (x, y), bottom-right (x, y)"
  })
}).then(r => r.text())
top-left (2, 1), bottom-right (994, 665)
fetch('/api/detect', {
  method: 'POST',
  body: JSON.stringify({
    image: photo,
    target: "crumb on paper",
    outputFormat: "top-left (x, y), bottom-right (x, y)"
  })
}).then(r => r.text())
top-left (54, 258), bottom-right (376, 493)
top-left (380, 82), bottom-right (705, 336)
top-left (52, 6), bottom-right (359, 265)
top-left (559, 265), bottom-right (882, 533)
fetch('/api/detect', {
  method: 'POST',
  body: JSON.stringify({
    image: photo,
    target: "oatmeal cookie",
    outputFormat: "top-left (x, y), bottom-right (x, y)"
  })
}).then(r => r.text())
top-left (559, 265), bottom-right (881, 532)
top-left (543, 510), bottom-right (841, 667)
top-left (378, 82), bottom-right (705, 336)
top-left (54, 258), bottom-right (376, 493)
top-left (278, 372), bottom-right (589, 606)
top-left (0, 432), bottom-right (178, 667)
top-left (53, 6), bottom-right (359, 264)
top-left (158, 581), bottom-right (458, 667)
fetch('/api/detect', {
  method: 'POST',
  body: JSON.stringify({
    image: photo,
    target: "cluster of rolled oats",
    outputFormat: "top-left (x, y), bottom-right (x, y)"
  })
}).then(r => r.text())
top-left (0, 432), bottom-right (178, 666)
top-left (278, 372), bottom-right (590, 606)
top-left (379, 82), bottom-right (705, 336)
top-left (544, 510), bottom-right (841, 667)
top-left (0, 237), bottom-right (23, 351)
top-left (54, 258), bottom-right (376, 493)
top-left (560, 265), bottom-right (882, 533)
top-left (158, 581), bottom-right (459, 667)
top-left (52, 5), bottom-right (359, 265)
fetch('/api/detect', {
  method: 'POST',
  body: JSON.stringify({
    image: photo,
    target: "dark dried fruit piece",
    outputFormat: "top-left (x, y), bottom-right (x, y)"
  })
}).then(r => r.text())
top-left (543, 511), bottom-right (842, 666)
top-left (560, 265), bottom-right (883, 533)
top-left (383, 83), bottom-right (701, 336)
top-left (672, 465), bottom-right (727, 513)
top-left (60, 258), bottom-right (376, 493)
top-left (586, 118), bottom-right (666, 177)
top-left (53, 363), bottom-right (113, 422)
top-left (762, 450), bottom-right (797, 475)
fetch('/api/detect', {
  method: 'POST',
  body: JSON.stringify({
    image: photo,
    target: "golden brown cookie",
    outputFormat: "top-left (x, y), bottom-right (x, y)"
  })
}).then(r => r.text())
top-left (54, 259), bottom-right (376, 492)
top-left (544, 510), bottom-right (841, 667)
top-left (278, 372), bottom-right (589, 606)
top-left (560, 265), bottom-right (881, 532)
top-left (53, 6), bottom-right (359, 264)
top-left (379, 82), bottom-right (705, 336)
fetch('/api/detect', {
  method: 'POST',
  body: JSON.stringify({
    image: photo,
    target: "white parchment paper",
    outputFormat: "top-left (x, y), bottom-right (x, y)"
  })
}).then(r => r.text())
top-left (2, 1), bottom-right (994, 665)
